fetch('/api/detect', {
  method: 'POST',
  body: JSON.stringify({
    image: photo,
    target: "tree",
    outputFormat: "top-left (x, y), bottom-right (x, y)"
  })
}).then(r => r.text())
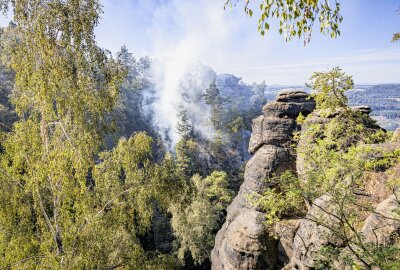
top-left (307, 66), bottom-right (353, 110)
top-left (0, 1), bottom-right (180, 269)
top-left (107, 46), bottom-right (153, 145)
top-left (251, 80), bottom-right (267, 109)
top-left (116, 45), bottom-right (151, 91)
top-left (170, 172), bottom-right (233, 265)
top-left (176, 104), bottom-right (193, 139)
top-left (175, 137), bottom-right (201, 179)
top-left (225, 0), bottom-right (343, 44)
top-left (204, 79), bottom-right (222, 130)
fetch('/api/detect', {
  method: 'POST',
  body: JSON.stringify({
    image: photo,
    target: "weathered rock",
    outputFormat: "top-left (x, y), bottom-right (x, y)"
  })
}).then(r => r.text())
top-left (249, 91), bottom-right (315, 154)
top-left (212, 209), bottom-right (278, 270)
top-left (262, 101), bottom-right (315, 118)
top-left (243, 145), bottom-right (294, 194)
top-left (351, 105), bottom-right (372, 114)
top-left (333, 194), bottom-right (400, 270)
top-left (248, 116), bottom-right (296, 154)
top-left (274, 219), bottom-right (301, 267)
top-left (362, 195), bottom-right (400, 245)
top-left (393, 128), bottom-right (400, 141)
top-left (288, 195), bottom-right (344, 270)
top-left (276, 90), bottom-right (310, 103)
top-left (211, 91), bottom-right (315, 270)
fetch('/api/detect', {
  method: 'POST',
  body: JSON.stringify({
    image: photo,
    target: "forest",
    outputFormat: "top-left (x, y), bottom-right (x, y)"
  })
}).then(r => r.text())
top-left (0, 1), bottom-right (399, 270)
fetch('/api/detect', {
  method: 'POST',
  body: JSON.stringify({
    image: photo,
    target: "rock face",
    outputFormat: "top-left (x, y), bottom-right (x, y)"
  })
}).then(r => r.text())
top-left (211, 91), bottom-right (315, 270)
top-left (288, 195), bottom-right (344, 269)
top-left (362, 195), bottom-right (400, 245)
top-left (350, 105), bottom-right (372, 115)
top-left (212, 93), bottom-right (399, 269)
top-left (394, 128), bottom-right (400, 141)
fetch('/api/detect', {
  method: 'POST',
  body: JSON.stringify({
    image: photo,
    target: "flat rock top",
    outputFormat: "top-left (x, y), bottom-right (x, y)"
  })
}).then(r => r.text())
top-left (350, 105), bottom-right (372, 114)
top-left (276, 90), bottom-right (309, 102)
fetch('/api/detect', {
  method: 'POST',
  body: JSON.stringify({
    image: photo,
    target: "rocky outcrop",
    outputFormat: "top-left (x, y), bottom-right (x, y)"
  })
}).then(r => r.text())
top-left (274, 219), bottom-right (300, 268)
top-left (394, 128), bottom-right (400, 141)
top-left (212, 93), bottom-right (400, 269)
top-left (350, 105), bottom-right (372, 115)
top-left (287, 195), bottom-right (344, 269)
top-left (362, 195), bottom-right (400, 245)
top-left (211, 91), bottom-right (315, 270)
top-left (249, 91), bottom-right (315, 154)
top-left (286, 108), bottom-right (399, 269)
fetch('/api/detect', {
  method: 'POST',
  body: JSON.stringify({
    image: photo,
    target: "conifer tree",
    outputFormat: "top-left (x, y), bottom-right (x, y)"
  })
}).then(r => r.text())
top-left (204, 79), bottom-right (222, 130)
top-left (176, 103), bottom-right (192, 139)
top-left (308, 66), bottom-right (353, 110)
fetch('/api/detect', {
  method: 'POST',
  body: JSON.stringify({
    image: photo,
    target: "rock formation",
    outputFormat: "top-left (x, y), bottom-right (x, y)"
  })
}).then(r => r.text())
top-left (362, 195), bottom-right (400, 245)
top-left (211, 90), bottom-right (315, 270)
top-left (212, 92), bottom-right (400, 270)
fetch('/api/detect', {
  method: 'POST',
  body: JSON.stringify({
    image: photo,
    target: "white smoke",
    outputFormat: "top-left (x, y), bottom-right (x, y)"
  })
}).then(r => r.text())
top-left (141, 0), bottom-right (236, 149)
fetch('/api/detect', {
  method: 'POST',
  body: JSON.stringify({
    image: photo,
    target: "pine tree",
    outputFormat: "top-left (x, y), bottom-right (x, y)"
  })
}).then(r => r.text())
top-left (204, 79), bottom-right (222, 130)
top-left (307, 66), bottom-right (353, 110)
top-left (176, 104), bottom-right (192, 139)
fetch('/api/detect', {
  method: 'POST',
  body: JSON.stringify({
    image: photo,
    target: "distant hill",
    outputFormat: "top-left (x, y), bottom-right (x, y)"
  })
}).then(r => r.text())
top-left (348, 84), bottom-right (400, 130)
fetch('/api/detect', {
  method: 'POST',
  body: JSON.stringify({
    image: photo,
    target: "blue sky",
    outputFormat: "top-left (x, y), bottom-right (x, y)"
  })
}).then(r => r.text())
top-left (1, 0), bottom-right (400, 85)
top-left (94, 0), bottom-right (400, 85)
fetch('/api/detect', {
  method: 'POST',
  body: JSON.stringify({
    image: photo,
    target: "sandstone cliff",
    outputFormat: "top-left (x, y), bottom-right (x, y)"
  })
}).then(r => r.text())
top-left (211, 90), bottom-right (315, 269)
top-left (211, 92), bottom-right (400, 270)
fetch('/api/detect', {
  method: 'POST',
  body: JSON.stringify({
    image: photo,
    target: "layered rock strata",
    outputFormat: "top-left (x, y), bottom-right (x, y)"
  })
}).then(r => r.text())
top-left (211, 90), bottom-right (315, 270)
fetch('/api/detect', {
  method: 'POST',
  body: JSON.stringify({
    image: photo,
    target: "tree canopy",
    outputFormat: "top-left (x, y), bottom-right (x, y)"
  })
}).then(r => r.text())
top-left (308, 66), bottom-right (353, 110)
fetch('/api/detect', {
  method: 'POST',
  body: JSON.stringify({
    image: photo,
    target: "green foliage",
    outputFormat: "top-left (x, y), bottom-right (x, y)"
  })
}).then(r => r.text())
top-left (175, 138), bottom-right (201, 178)
top-left (0, 1), bottom-right (182, 269)
top-left (170, 172), bottom-right (233, 265)
top-left (105, 46), bottom-right (153, 147)
top-left (204, 79), bottom-right (223, 130)
top-left (225, 0), bottom-right (343, 44)
top-left (203, 171), bottom-right (234, 211)
top-left (308, 66), bottom-right (353, 110)
top-left (203, 79), bottom-right (221, 106)
top-left (176, 104), bottom-right (193, 139)
top-left (252, 171), bottom-right (305, 229)
top-left (227, 116), bottom-right (244, 133)
top-left (256, 76), bottom-right (399, 268)
top-left (393, 32), bottom-right (400, 42)
top-left (296, 112), bottom-right (305, 125)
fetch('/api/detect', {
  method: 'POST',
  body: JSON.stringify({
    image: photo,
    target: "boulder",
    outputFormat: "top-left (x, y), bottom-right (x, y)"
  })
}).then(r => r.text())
top-left (212, 209), bottom-right (277, 270)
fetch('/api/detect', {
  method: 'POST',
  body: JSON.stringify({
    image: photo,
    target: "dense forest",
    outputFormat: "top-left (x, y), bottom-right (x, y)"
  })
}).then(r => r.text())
top-left (0, 1), bottom-right (399, 270)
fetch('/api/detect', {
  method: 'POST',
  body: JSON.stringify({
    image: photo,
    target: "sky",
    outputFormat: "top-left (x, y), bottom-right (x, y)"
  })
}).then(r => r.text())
top-left (1, 0), bottom-right (400, 85)
top-left (94, 0), bottom-right (400, 85)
